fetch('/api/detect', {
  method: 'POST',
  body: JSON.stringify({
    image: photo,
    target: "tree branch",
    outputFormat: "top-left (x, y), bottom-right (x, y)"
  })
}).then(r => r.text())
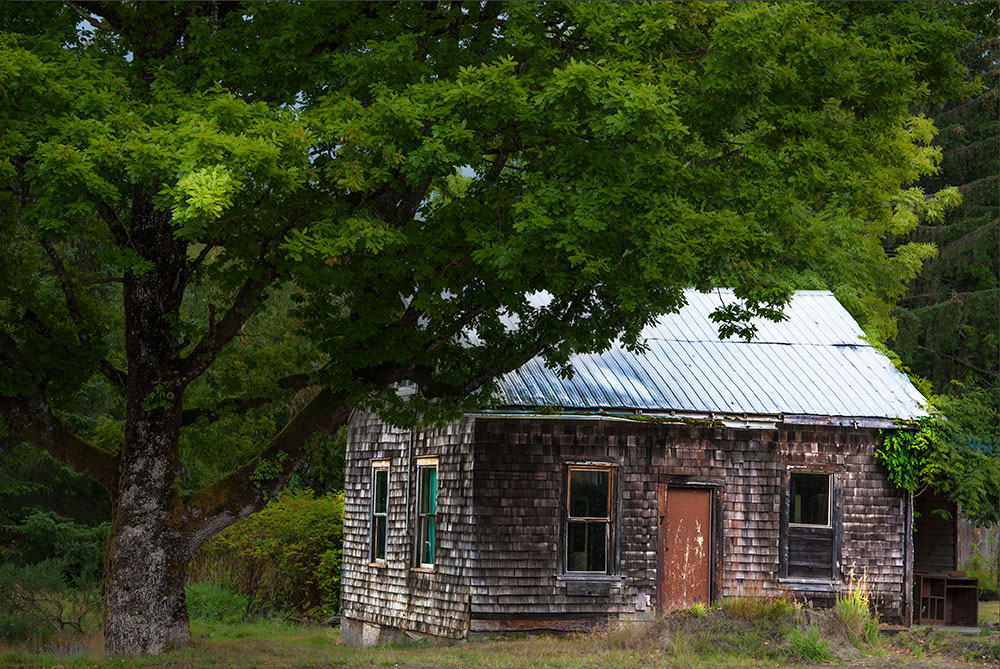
top-left (66, 1), bottom-right (112, 31)
top-left (913, 345), bottom-right (999, 379)
top-left (0, 393), bottom-right (119, 491)
top-left (0, 329), bottom-right (118, 489)
top-left (176, 263), bottom-right (279, 386)
top-left (180, 373), bottom-right (314, 426)
top-left (180, 389), bottom-right (350, 545)
top-left (37, 241), bottom-right (129, 391)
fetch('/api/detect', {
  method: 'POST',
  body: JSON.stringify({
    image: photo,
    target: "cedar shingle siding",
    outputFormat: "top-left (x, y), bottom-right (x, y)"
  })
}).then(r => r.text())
top-left (341, 413), bottom-right (907, 643)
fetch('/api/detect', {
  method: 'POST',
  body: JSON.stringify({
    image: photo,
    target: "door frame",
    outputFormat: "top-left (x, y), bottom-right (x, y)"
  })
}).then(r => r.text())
top-left (657, 479), bottom-right (723, 612)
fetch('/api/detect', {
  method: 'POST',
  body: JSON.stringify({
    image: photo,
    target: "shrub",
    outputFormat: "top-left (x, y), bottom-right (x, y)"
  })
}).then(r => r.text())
top-left (0, 560), bottom-right (101, 644)
top-left (786, 623), bottom-right (832, 662)
top-left (190, 489), bottom-right (343, 621)
top-left (962, 541), bottom-right (999, 593)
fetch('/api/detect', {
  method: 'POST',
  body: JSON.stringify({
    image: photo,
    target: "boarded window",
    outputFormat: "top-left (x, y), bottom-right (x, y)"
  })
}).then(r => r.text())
top-left (566, 467), bottom-right (612, 573)
top-left (786, 473), bottom-right (834, 579)
top-left (417, 463), bottom-right (437, 567)
top-left (371, 462), bottom-right (389, 562)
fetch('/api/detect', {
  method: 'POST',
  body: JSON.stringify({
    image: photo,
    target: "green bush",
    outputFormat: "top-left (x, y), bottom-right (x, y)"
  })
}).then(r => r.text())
top-left (191, 489), bottom-right (343, 621)
top-left (786, 623), bottom-right (832, 662)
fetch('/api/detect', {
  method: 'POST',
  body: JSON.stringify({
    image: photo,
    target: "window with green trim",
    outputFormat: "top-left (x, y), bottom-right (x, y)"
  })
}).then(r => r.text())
top-left (370, 462), bottom-right (389, 562)
top-left (417, 463), bottom-right (437, 567)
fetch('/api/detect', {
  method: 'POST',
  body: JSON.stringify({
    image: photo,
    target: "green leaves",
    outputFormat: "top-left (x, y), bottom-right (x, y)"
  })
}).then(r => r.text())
top-left (0, 1), bottom-right (982, 518)
top-left (169, 166), bottom-right (241, 236)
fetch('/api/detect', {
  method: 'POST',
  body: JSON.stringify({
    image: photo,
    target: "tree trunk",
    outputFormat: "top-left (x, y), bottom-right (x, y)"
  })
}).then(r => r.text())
top-left (102, 404), bottom-right (192, 656)
top-left (104, 190), bottom-right (193, 656)
top-left (102, 508), bottom-right (191, 655)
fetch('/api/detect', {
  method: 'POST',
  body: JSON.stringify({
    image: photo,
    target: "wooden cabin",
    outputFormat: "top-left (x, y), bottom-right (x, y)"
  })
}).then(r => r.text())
top-left (340, 290), bottom-right (928, 645)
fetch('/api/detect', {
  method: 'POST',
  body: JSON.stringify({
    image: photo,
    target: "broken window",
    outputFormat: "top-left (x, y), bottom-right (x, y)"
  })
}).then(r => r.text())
top-left (566, 466), bottom-right (613, 573)
top-left (417, 460), bottom-right (437, 567)
top-left (785, 472), bottom-right (835, 579)
top-left (371, 461), bottom-right (389, 562)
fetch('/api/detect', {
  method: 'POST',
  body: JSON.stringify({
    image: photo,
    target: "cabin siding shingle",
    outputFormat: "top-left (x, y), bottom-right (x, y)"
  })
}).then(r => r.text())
top-left (340, 412), bottom-right (475, 641)
top-left (342, 414), bottom-right (906, 640)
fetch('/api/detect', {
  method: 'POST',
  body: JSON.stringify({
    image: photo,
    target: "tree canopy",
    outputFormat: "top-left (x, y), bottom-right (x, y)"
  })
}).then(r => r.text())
top-left (0, 1), bottom-right (979, 656)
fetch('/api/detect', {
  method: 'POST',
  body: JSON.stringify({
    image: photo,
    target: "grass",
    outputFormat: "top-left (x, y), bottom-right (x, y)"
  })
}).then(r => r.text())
top-left (2, 597), bottom-right (998, 667)
top-left (719, 594), bottom-right (796, 623)
top-left (786, 623), bottom-right (832, 663)
top-left (979, 599), bottom-right (999, 625)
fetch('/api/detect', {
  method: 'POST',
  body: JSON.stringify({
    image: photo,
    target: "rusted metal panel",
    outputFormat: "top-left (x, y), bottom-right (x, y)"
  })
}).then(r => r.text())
top-left (659, 486), bottom-right (712, 609)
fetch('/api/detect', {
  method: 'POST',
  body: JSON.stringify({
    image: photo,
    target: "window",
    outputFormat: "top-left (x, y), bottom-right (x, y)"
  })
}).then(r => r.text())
top-left (784, 472), bottom-right (835, 579)
top-left (416, 460), bottom-right (437, 567)
top-left (789, 473), bottom-right (830, 526)
top-left (566, 466), bottom-right (613, 573)
top-left (370, 461), bottom-right (389, 562)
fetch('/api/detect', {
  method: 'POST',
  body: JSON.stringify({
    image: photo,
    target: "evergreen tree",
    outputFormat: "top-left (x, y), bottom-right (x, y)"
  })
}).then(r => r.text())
top-left (894, 32), bottom-right (999, 393)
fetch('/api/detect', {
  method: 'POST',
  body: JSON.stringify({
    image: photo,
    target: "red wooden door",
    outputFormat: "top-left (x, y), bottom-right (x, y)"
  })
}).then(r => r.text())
top-left (658, 485), bottom-right (712, 610)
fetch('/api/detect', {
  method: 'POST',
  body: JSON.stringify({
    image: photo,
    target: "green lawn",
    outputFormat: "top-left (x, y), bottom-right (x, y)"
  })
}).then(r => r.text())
top-left (1, 607), bottom-right (997, 668)
top-left (980, 599), bottom-right (999, 625)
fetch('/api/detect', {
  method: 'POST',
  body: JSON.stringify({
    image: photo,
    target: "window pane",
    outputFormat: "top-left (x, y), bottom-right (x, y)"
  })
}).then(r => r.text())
top-left (790, 473), bottom-right (829, 525)
top-left (373, 516), bottom-right (387, 560)
top-left (374, 469), bottom-right (388, 514)
top-left (420, 517), bottom-right (435, 565)
top-left (419, 467), bottom-right (436, 515)
top-left (567, 521), bottom-right (607, 572)
top-left (569, 469), bottom-right (609, 519)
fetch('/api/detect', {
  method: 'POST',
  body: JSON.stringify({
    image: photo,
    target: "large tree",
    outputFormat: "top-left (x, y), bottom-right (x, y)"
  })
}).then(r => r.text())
top-left (0, 1), bottom-right (975, 655)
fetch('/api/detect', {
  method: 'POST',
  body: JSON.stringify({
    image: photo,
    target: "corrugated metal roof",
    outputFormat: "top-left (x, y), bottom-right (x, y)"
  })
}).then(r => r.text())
top-left (495, 289), bottom-right (927, 421)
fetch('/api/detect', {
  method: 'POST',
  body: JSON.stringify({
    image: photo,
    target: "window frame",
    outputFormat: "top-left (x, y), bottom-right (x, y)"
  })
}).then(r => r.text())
top-left (415, 457), bottom-right (438, 569)
top-left (780, 468), bottom-right (841, 582)
top-left (787, 472), bottom-right (833, 529)
top-left (370, 460), bottom-right (389, 564)
top-left (563, 464), bottom-right (616, 575)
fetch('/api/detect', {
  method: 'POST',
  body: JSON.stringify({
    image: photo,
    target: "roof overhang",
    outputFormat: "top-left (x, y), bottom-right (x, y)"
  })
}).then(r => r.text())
top-left (472, 407), bottom-right (911, 430)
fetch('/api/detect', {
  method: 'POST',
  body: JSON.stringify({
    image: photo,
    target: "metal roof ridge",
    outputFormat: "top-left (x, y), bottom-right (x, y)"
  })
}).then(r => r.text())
top-left (641, 338), bottom-right (870, 347)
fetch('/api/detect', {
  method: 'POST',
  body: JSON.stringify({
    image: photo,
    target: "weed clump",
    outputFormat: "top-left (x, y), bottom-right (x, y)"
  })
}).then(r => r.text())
top-left (834, 570), bottom-right (879, 647)
top-left (720, 595), bottom-right (795, 623)
top-left (786, 622), bottom-right (832, 662)
top-left (688, 602), bottom-right (708, 618)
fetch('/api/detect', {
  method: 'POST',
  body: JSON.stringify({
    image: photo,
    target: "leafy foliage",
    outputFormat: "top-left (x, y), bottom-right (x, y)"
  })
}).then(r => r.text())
top-left (190, 490), bottom-right (344, 621)
top-left (0, 441), bottom-right (108, 585)
top-left (880, 13), bottom-right (999, 525)
top-left (877, 384), bottom-right (999, 525)
top-left (893, 24), bottom-right (999, 392)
